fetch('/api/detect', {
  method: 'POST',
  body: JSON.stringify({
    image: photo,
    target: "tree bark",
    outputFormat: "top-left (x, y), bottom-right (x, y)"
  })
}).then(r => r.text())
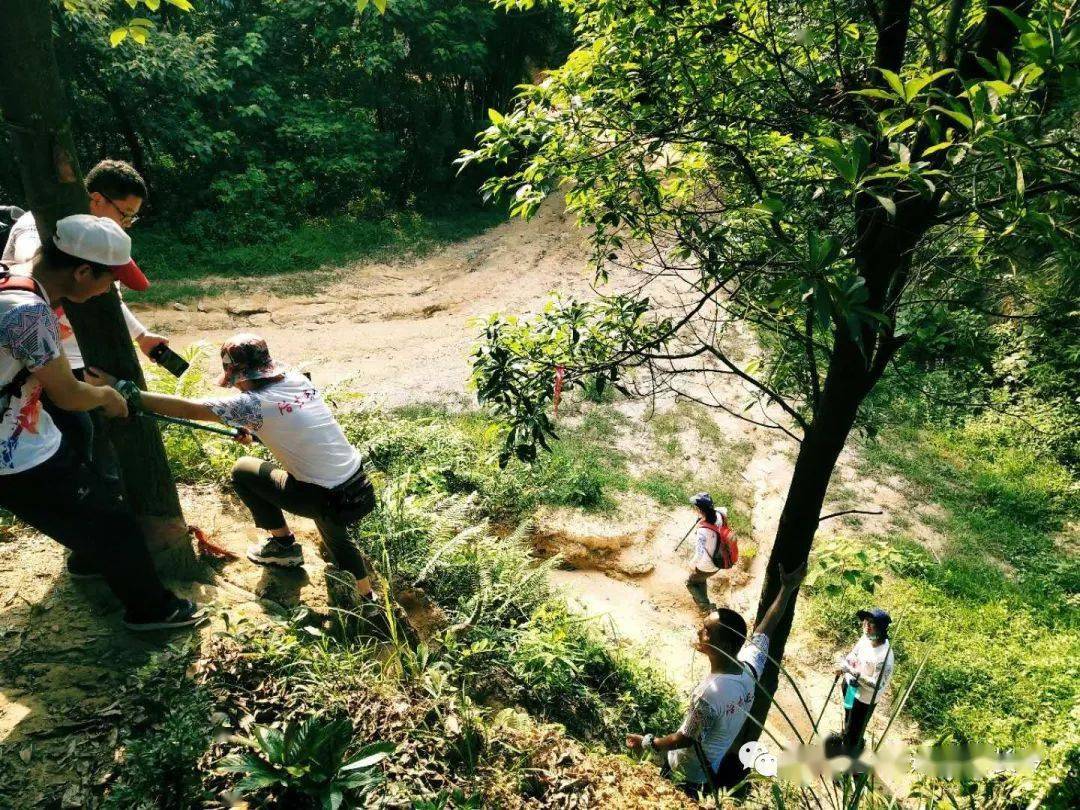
top-left (741, 337), bottom-right (872, 739)
top-left (0, 0), bottom-right (196, 575)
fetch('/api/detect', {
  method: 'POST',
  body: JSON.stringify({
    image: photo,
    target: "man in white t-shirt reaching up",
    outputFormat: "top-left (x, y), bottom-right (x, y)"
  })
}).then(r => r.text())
top-left (88, 333), bottom-right (380, 603)
top-left (627, 563), bottom-right (806, 796)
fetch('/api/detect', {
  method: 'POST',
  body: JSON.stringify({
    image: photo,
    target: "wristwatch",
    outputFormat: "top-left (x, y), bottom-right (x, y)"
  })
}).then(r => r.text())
top-left (642, 733), bottom-right (656, 751)
top-left (113, 378), bottom-right (142, 411)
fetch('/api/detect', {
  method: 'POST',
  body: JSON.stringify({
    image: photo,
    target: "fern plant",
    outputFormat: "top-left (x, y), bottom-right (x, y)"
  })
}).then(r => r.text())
top-left (219, 714), bottom-right (392, 809)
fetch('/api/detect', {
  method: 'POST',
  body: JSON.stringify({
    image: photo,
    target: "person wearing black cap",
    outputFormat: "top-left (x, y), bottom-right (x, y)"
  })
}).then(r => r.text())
top-left (835, 607), bottom-right (895, 754)
top-left (685, 493), bottom-right (732, 612)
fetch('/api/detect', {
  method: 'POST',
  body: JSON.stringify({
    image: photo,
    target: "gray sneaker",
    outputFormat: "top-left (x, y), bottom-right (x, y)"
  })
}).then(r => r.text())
top-left (247, 536), bottom-right (304, 568)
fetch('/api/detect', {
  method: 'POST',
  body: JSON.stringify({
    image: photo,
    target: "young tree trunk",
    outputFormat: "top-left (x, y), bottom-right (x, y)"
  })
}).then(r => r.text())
top-left (0, 0), bottom-right (196, 575)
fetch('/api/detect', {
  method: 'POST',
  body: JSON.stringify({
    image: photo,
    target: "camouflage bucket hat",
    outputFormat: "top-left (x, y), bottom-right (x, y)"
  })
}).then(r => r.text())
top-left (218, 333), bottom-right (282, 387)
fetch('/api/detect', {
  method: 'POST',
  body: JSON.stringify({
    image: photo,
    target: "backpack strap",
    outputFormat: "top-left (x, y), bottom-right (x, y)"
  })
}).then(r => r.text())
top-left (0, 265), bottom-right (48, 414)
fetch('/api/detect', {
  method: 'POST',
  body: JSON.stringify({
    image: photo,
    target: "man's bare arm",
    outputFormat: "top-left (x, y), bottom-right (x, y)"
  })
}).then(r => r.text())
top-left (33, 356), bottom-right (127, 417)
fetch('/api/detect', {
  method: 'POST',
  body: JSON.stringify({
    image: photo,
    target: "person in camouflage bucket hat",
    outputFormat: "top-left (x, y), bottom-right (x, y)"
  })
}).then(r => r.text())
top-left (218, 333), bottom-right (283, 387)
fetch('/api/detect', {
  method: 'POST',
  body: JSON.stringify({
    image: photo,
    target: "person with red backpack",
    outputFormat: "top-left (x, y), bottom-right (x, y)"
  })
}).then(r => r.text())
top-left (685, 492), bottom-right (738, 612)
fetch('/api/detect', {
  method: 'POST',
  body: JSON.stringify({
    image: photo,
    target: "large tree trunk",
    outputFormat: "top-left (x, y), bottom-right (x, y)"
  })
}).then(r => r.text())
top-left (0, 0), bottom-right (196, 575)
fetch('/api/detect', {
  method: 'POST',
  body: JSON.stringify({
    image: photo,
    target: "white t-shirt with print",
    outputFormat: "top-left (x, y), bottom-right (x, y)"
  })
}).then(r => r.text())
top-left (667, 632), bottom-right (770, 784)
top-left (692, 524), bottom-right (721, 573)
top-left (2, 213), bottom-right (147, 369)
top-left (844, 635), bottom-right (894, 704)
top-left (203, 373), bottom-right (361, 489)
top-left (0, 282), bottom-right (63, 474)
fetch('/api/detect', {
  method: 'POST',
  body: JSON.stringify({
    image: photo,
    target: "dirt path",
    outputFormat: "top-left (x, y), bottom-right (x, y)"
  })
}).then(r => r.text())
top-left (132, 201), bottom-right (595, 405)
top-left (2, 200), bottom-right (925, 802)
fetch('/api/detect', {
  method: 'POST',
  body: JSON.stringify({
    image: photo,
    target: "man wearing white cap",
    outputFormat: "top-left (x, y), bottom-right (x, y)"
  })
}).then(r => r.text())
top-left (0, 214), bottom-right (205, 630)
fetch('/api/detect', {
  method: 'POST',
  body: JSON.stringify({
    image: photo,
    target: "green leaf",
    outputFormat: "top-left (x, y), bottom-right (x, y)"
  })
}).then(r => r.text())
top-left (903, 69), bottom-right (954, 102)
top-left (883, 117), bottom-right (917, 137)
top-left (109, 28), bottom-right (129, 47)
top-left (372, 0), bottom-right (388, 12)
top-left (993, 6), bottom-right (1034, 35)
top-left (488, 108), bottom-right (505, 126)
top-left (165, 0), bottom-right (193, 9)
top-left (143, 0), bottom-right (161, 10)
top-left (878, 69), bottom-right (905, 98)
top-left (850, 88), bottom-right (898, 101)
top-left (128, 17), bottom-right (154, 27)
top-left (921, 140), bottom-right (953, 157)
top-left (929, 106), bottom-right (972, 129)
top-left (1015, 160), bottom-right (1025, 196)
top-left (341, 741), bottom-right (394, 771)
top-left (983, 80), bottom-right (1016, 97)
top-left (356, 0), bottom-right (370, 10)
top-left (129, 27), bottom-right (148, 45)
top-left (996, 53), bottom-right (1012, 82)
top-left (873, 195), bottom-right (896, 218)
top-left (1020, 32), bottom-right (1051, 59)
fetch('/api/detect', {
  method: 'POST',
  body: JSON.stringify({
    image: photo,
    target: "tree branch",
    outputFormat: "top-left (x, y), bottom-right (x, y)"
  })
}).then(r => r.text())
top-left (819, 508), bottom-right (884, 522)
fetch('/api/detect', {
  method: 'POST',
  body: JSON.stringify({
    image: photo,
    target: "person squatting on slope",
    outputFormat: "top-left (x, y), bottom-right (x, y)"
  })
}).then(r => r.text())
top-left (87, 333), bottom-right (380, 601)
top-left (685, 492), bottom-right (735, 612)
top-left (627, 563), bottom-right (807, 797)
top-left (0, 215), bottom-right (204, 630)
top-left (834, 607), bottom-right (895, 756)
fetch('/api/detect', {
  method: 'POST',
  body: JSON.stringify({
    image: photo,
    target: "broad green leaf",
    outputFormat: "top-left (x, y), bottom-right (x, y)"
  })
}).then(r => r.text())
top-left (996, 53), bottom-right (1012, 81)
top-left (983, 80), bottom-right (1016, 97)
top-left (356, 0), bottom-right (370, 10)
top-left (1015, 160), bottom-right (1025, 196)
top-left (929, 106), bottom-right (972, 129)
top-left (129, 18), bottom-right (154, 27)
top-left (372, 0), bottom-right (388, 12)
top-left (144, 0), bottom-right (161, 10)
top-left (109, 28), bottom-right (128, 47)
top-left (165, 0), bottom-right (194, 9)
top-left (124, 0), bottom-right (137, 8)
top-left (488, 108), bottom-right (505, 126)
top-left (341, 741), bottom-right (395, 771)
top-left (130, 27), bottom-right (148, 45)
top-left (883, 117), bottom-right (917, 137)
top-left (873, 195), bottom-right (896, 217)
top-left (878, 69), bottom-right (904, 97)
top-left (993, 6), bottom-right (1034, 35)
top-left (1020, 32), bottom-right (1051, 59)
top-left (903, 69), bottom-right (954, 102)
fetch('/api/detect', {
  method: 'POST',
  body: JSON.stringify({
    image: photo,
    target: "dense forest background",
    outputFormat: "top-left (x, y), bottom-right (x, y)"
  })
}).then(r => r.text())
top-left (0, 0), bottom-right (572, 242)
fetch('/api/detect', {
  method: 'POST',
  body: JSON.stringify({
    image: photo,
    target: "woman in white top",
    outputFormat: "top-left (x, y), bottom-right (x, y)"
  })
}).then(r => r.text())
top-left (835, 607), bottom-right (895, 754)
top-left (89, 333), bottom-right (378, 602)
top-left (685, 492), bottom-right (731, 611)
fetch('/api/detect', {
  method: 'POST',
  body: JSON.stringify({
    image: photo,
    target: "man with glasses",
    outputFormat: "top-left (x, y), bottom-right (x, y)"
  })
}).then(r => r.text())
top-left (3, 160), bottom-right (170, 367)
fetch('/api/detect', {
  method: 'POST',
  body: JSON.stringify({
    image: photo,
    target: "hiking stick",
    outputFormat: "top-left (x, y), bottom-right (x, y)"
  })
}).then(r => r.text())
top-left (674, 519), bottom-right (699, 552)
top-left (809, 672), bottom-right (840, 744)
top-left (140, 411), bottom-right (241, 439)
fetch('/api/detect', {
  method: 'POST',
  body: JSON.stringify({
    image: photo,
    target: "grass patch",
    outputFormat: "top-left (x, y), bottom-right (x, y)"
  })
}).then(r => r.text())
top-left (126, 207), bottom-right (503, 306)
top-left (807, 412), bottom-right (1079, 806)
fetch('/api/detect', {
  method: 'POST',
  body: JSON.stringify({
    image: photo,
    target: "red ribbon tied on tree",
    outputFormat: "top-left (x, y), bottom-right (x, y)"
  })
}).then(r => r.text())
top-left (553, 364), bottom-right (566, 418)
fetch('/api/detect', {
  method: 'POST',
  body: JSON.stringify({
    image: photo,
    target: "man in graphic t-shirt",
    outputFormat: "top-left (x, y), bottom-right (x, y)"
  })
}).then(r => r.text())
top-left (626, 563), bottom-right (806, 795)
top-left (3, 161), bottom-right (169, 480)
top-left (0, 214), bottom-right (204, 631)
top-left (88, 333), bottom-right (380, 603)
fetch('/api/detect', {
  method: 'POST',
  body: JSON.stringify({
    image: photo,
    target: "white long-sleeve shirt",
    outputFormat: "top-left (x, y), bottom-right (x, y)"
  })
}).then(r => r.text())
top-left (844, 635), bottom-right (895, 704)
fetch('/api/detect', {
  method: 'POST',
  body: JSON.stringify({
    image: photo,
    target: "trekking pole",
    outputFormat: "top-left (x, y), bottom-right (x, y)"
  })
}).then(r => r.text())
top-left (809, 671), bottom-right (841, 744)
top-left (140, 411), bottom-right (242, 439)
top-left (673, 519), bottom-right (700, 552)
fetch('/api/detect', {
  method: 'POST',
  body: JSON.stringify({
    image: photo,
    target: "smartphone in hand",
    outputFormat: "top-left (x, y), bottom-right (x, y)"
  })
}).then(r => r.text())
top-left (148, 343), bottom-right (190, 377)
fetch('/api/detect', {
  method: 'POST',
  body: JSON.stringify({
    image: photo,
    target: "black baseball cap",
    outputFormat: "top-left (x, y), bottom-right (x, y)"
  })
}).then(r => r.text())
top-left (692, 492), bottom-right (714, 510)
top-left (857, 608), bottom-right (892, 629)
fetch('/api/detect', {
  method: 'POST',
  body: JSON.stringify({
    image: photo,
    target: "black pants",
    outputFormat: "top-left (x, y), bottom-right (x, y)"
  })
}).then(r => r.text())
top-left (231, 457), bottom-right (372, 580)
top-left (843, 698), bottom-right (875, 754)
top-left (0, 441), bottom-right (175, 620)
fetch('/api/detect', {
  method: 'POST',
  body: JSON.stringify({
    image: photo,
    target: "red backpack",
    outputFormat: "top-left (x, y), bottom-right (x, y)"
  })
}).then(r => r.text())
top-left (699, 517), bottom-right (738, 569)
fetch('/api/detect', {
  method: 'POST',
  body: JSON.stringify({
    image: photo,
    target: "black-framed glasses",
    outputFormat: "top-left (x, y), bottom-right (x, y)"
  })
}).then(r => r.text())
top-left (101, 194), bottom-right (139, 227)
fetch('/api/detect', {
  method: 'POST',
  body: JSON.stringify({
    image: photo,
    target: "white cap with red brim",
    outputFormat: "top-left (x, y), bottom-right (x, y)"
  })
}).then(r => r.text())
top-left (53, 214), bottom-right (150, 291)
